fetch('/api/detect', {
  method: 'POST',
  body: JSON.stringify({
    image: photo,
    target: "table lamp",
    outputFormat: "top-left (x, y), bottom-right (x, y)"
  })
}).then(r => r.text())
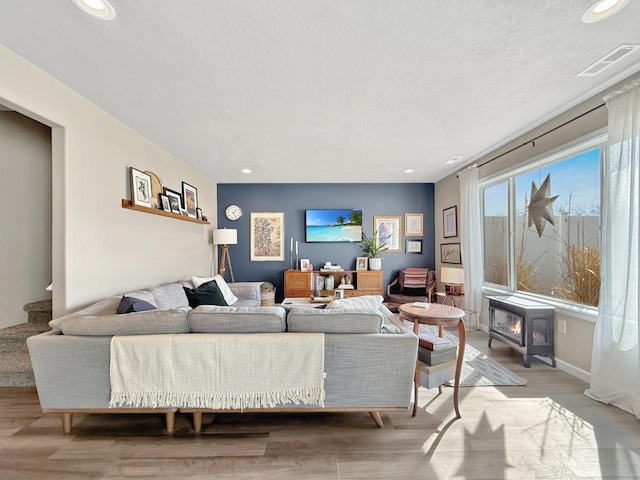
top-left (213, 228), bottom-right (237, 283)
top-left (441, 267), bottom-right (464, 295)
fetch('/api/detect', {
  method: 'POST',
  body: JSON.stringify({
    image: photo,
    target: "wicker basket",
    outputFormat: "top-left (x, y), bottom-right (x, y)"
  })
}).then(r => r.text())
top-left (260, 282), bottom-right (276, 306)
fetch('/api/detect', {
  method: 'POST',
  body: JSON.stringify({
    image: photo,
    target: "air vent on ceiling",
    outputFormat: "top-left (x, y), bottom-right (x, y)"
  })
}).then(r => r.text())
top-left (577, 45), bottom-right (640, 77)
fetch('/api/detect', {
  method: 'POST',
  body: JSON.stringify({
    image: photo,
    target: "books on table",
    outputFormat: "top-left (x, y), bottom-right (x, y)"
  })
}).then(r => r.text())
top-left (412, 301), bottom-right (430, 308)
top-left (417, 332), bottom-right (456, 351)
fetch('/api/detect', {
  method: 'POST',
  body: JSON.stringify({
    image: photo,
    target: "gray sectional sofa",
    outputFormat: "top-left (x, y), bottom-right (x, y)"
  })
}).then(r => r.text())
top-left (27, 280), bottom-right (418, 433)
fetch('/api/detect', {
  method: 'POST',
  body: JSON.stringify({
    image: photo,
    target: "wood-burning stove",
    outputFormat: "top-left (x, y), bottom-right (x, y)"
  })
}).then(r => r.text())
top-left (488, 295), bottom-right (556, 368)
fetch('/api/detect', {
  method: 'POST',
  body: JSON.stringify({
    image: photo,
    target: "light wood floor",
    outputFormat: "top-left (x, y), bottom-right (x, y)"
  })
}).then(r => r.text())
top-left (1, 331), bottom-right (639, 479)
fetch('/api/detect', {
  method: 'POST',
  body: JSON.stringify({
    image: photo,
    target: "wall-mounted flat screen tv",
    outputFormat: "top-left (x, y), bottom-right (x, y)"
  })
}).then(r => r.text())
top-left (305, 209), bottom-right (363, 243)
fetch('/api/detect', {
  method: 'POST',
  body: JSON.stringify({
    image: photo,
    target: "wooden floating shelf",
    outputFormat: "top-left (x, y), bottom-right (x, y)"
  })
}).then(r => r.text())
top-left (121, 199), bottom-right (210, 224)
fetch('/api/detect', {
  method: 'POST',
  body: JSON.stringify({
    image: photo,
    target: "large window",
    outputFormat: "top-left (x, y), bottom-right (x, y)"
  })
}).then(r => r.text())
top-left (482, 136), bottom-right (603, 308)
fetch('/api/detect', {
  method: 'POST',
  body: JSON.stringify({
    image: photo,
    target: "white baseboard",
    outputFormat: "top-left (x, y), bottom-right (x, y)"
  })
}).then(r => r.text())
top-left (475, 323), bottom-right (590, 383)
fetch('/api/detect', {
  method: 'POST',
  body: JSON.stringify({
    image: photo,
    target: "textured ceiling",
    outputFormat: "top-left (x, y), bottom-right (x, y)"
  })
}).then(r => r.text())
top-left (1, 1), bottom-right (640, 183)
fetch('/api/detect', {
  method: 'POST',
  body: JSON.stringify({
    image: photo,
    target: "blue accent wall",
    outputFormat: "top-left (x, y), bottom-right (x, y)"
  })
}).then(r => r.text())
top-left (217, 183), bottom-right (434, 302)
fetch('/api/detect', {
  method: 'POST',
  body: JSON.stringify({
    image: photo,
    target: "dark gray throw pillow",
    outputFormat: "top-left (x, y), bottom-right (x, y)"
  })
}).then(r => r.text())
top-left (117, 296), bottom-right (158, 314)
top-left (183, 280), bottom-right (228, 308)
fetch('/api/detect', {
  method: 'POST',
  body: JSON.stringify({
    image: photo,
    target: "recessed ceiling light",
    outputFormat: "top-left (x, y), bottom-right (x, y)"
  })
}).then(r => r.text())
top-left (582, 0), bottom-right (630, 23)
top-left (445, 156), bottom-right (464, 165)
top-left (241, 168), bottom-right (252, 174)
top-left (72, 0), bottom-right (116, 21)
top-left (404, 169), bottom-right (415, 174)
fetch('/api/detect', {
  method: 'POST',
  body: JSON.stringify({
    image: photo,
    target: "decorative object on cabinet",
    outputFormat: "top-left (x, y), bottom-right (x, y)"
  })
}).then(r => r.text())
top-left (361, 230), bottom-right (389, 271)
top-left (443, 206), bottom-right (458, 238)
top-left (225, 204), bottom-right (243, 221)
top-left (406, 239), bottom-right (423, 253)
top-left (182, 182), bottom-right (198, 218)
top-left (441, 243), bottom-right (462, 264)
top-left (129, 167), bottom-right (152, 208)
top-left (373, 216), bottom-right (402, 252)
top-left (404, 213), bottom-right (423, 236)
top-left (160, 194), bottom-right (170, 212)
top-left (163, 187), bottom-right (182, 214)
top-left (213, 228), bottom-right (237, 282)
top-left (250, 212), bottom-right (284, 261)
top-left (284, 269), bottom-right (383, 298)
top-left (356, 257), bottom-right (368, 271)
top-left (142, 170), bottom-right (163, 209)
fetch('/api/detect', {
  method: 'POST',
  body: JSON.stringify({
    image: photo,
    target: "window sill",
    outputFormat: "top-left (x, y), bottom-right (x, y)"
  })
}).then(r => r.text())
top-left (482, 286), bottom-right (597, 323)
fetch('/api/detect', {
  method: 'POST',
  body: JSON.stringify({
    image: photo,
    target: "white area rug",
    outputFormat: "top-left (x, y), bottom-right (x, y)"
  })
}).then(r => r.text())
top-left (413, 324), bottom-right (529, 387)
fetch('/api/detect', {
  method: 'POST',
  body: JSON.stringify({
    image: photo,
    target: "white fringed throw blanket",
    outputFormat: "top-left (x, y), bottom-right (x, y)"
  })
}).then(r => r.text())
top-left (109, 333), bottom-right (325, 410)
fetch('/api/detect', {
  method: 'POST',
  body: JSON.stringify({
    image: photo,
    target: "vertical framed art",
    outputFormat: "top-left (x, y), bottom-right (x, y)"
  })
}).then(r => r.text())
top-left (182, 182), bottom-right (198, 218)
top-left (129, 167), bottom-right (152, 208)
top-left (443, 206), bottom-right (458, 238)
top-left (251, 212), bottom-right (285, 261)
top-left (404, 213), bottom-right (423, 236)
top-left (374, 216), bottom-right (402, 252)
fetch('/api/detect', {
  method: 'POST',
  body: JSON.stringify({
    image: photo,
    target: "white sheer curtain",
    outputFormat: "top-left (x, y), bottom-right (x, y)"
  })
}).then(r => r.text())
top-left (585, 77), bottom-right (640, 419)
top-left (458, 165), bottom-right (483, 330)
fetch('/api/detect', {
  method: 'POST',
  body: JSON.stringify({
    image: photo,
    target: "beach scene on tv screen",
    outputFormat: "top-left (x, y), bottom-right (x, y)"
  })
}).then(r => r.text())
top-left (306, 209), bottom-right (363, 242)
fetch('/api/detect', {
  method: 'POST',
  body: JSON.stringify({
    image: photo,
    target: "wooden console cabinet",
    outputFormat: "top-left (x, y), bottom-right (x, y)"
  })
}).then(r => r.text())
top-left (284, 270), bottom-right (383, 298)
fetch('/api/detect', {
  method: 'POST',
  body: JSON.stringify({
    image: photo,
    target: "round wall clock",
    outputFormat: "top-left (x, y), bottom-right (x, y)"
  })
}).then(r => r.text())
top-left (225, 204), bottom-right (243, 221)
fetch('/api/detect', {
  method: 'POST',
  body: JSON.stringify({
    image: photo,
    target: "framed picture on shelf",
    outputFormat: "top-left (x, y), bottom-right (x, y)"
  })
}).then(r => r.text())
top-left (163, 187), bottom-right (182, 214)
top-left (373, 216), bottom-right (402, 252)
top-left (182, 182), bottom-right (198, 218)
top-left (196, 207), bottom-right (203, 220)
top-left (180, 208), bottom-right (189, 216)
top-left (404, 213), bottom-right (423, 236)
top-left (300, 258), bottom-right (310, 271)
top-left (160, 194), bottom-right (171, 212)
top-left (250, 212), bottom-right (285, 261)
top-left (129, 167), bottom-right (152, 208)
top-left (356, 256), bottom-right (368, 271)
top-left (441, 243), bottom-right (462, 264)
top-left (443, 206), bottom-right (458, 238)
top-left (406, 239), bottom-right (423, 254)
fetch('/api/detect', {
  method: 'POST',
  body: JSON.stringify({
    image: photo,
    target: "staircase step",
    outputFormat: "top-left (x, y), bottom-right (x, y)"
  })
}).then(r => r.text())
top-left (0, 323), bottom-right (50, 352)
top-left (23, 299), bottom-right (52, 324)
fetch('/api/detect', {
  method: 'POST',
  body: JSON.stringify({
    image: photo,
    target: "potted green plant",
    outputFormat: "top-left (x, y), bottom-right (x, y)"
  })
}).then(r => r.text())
top-left (361, 230), bottom-right (389, 270)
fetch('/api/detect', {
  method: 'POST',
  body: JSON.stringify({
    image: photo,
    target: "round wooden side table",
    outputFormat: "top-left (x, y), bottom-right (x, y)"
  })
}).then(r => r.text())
top-left (398, 303), bottom-right (466, 418)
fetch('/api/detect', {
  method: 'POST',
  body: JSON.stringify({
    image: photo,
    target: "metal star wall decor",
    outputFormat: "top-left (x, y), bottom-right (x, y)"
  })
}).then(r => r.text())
top-left (527, 173), bottom-right (558, 237)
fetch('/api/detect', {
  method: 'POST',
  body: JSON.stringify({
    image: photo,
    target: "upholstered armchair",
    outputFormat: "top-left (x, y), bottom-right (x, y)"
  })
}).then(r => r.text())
top-left (386, 268), bottom-right (436, 309)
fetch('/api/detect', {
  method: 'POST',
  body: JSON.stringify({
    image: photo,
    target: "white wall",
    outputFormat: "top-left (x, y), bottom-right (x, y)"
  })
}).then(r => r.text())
top-left (0, 44), bottom-right (217, 316)
top-left (0, 111), bottom-right (51, 328)
top-left (435, 72), bottom-right (639, 378)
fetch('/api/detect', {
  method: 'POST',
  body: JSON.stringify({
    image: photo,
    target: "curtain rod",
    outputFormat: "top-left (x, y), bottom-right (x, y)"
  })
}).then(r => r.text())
top-left (475, 102), bottom-right (606, 170)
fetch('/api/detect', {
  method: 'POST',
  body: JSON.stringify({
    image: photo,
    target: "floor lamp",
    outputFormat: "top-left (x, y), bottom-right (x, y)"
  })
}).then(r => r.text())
top-left (213, 228), bottom-right (237, 283)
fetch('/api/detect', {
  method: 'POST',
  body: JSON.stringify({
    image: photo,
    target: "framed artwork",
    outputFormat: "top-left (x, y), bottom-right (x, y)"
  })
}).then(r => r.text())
top-left (406, 239), bottom-right (423, 254)
top-left (251, 212), bottom-right (285, 261)
top-left (160, 194), bottom-right (171, 212)
top-left (441, 243), bottom-right (462, 264)
top-left (374, 216), bottom-right (402, 252)
top-left (180, 208), bottom-right (189, 216)
top-left (182, 182), bottom-right (198, 218)
top-left (443, 206), bottom-right (458, 238)
top-left (300, 258), bottom-right (310, 271)
top-left (129, 167), bottom-right (152, 208)
top-left (405, 213), bottom-right (423, 236)
top-left (356, 256), bottom-right (368, 271)
top-left (196, 207), bottom-right (203, 220)
top-left (163, 187), bottom-right (182, 214)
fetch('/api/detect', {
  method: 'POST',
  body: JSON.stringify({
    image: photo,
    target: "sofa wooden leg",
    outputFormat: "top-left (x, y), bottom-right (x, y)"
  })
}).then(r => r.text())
top-left (369, 411), bottom-right (384, 428)
top-left (61, 413), bottom-right (73, 434)
top-left (165, 412), bottom-right (175, 433)
top-left (192, 412), bottom-right (203, 433)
